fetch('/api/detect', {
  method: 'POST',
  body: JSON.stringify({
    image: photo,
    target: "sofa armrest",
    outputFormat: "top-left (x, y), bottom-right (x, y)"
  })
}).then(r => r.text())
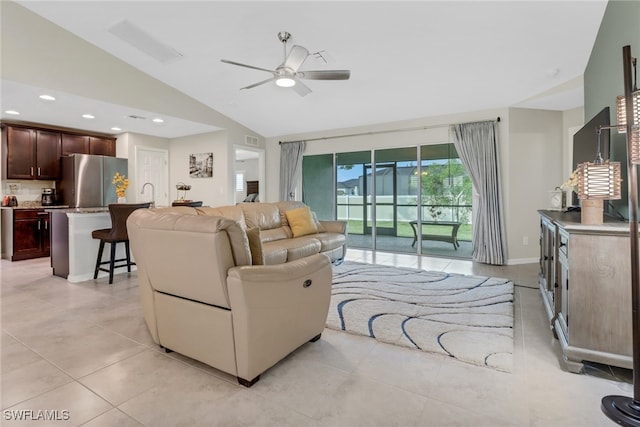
top-left (319, 220), bottom-right (347, 234)
top-left (226, 253), bottom-right (332, 381)
top-left (227, 253), bottom-right (331, 304)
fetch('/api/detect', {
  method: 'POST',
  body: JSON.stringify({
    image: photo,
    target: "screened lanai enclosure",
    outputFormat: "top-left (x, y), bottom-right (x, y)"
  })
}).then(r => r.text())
top-left (302, 144), bottom-right (474, 259)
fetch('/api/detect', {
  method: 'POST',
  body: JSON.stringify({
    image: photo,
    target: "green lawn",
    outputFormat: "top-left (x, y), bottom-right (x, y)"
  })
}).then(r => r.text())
top-left (345, 220), bottom-right (472, 241)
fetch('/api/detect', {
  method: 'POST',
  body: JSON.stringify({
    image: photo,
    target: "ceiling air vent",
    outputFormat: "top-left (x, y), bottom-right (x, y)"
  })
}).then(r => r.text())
top-left (127, 114), bottom-right (147, 120)
top-left (108, 19), bottom-right (183, 64)
top-left (245, 135), bottom-right (259, 147)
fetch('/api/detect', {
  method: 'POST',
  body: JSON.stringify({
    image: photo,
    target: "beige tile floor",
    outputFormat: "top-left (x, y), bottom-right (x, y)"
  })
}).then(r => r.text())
top-left (1, 250), bottom-right (632, 427)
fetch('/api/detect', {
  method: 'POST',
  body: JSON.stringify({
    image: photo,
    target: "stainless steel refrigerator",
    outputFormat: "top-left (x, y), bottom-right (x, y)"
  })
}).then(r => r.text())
top-left (58, 154), bottom-right (129, 207)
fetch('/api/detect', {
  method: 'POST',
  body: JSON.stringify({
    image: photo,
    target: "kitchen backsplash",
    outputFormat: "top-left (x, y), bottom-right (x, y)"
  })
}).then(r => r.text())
top-left (2, 179), bottom-right (56, 205)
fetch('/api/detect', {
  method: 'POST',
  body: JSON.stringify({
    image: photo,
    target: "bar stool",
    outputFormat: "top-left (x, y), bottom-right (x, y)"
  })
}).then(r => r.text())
top-left (92, 203), bottom-right (151, 284)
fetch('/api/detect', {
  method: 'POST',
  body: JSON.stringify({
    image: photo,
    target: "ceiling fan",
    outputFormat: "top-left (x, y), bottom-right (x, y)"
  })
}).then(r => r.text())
top-left (221, 31), bottom-right (350, 97)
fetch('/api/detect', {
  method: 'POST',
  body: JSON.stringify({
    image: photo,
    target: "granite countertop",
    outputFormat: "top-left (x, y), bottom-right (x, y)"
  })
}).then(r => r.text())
top-left (46, 207), bottom-right (109, 214)
top-left (1, 205), bottom-right (70, 210)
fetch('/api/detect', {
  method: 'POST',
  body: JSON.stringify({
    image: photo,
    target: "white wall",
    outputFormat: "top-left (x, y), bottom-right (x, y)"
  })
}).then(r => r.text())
top-left (169, 131), bottom-right (231, 206)
top-left (242, 159), bottom-right (260, 182)
top-left (507, 108), bottom-right (564, 261)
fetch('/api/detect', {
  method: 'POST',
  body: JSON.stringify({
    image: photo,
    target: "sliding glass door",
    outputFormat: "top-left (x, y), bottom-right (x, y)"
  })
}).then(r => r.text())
top-left (419, 144), bottom-right (472, 256)
top-left (364, 163), bottom-right (397, 236)
top-left (373, 148), bottom-right (418, 253)
top-left (302, 144), bottom-right (472, 258)
top-left (336, 151), bottom-right (372, 249)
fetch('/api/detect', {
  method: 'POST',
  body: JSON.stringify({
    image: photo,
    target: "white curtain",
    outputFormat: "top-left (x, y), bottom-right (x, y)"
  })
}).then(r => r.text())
top-left (451, 121), bottom-right (507, 265)
top-left (279, 141), bottom-right (306, 201)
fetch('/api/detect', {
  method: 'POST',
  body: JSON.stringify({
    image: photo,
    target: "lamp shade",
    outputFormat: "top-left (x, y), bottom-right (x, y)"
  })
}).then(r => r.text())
top-left (631, 127), bottom-right (640, 164)
top-left (577, 161), bottom-right (622, 200)
top-left (617, 89), bottom-right (640, 133)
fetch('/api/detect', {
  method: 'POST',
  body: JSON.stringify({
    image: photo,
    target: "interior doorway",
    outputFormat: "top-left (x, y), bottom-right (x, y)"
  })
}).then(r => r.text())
top-left (234, 147), bottom-right (265, 203)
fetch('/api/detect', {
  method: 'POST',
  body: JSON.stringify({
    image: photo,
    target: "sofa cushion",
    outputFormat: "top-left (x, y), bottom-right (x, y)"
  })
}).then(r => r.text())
top-left (266, 237), bottom-right (322, 262)
top-left (259, 227), bottom-right (291, 243)
top-left (311, 211), bottom-right (327, 233)
top-left (197, 206), bottom-right (246, 229)
top-left (276, 201), bottom-right (307, 226)
top-left (241, 203), bottom-right (281, 230)
top-left (246, 228), bottom-right (264, 265)
top-left (285, 206), bottom-right (318, 238)
top-left (313, 232), bottom-right (346, 252)
top-left (262, 245), bottom-right (288, 265)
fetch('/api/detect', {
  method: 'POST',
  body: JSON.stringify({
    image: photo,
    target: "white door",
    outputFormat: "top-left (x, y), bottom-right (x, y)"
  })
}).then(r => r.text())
top-left (136, 147), bottom-right (169, 207)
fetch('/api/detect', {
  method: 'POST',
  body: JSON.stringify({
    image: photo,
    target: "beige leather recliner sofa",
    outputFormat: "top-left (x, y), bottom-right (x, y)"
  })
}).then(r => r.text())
top-left (127, 203), bottom-right (342, 387)
top-left (197, 201), bottom-right (347, 264)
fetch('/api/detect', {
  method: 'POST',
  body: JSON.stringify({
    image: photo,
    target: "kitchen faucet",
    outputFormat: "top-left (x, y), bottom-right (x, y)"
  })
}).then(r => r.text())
top-left (141, 182), bottom-right (155, 208)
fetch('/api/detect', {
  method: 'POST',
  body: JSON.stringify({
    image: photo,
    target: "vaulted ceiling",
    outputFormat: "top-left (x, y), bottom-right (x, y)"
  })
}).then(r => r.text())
top-left (1, 1), bottom-right (608, 138)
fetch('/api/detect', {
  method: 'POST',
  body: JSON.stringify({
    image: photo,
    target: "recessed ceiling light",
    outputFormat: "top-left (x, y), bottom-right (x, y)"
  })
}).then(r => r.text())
top-left (111, 127), bottom-right (122, 131)
top-left (39, 94), bottom-right (56, 101)
top-left (152, 118), bottom-right (164, 123)
top-left (82, 114), bottom-right (95, 119)
top-left (5, 110), bottom-right (20, 115)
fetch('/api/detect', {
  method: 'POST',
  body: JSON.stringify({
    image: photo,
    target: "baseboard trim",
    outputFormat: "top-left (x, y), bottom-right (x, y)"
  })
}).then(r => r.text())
top-left (507, 257), bottom-right (538, 265)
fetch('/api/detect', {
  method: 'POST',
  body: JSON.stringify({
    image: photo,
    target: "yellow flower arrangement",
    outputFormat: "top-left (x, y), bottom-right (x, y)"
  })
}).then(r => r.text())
top-left (112, 172), bottom-right (129, 198)
top-left (561, 169), bottom-right (579, 193)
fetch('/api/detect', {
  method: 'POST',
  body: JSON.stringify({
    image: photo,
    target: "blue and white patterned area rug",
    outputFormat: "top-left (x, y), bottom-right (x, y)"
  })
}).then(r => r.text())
top-left (328, 261), bottom-right (514, 372)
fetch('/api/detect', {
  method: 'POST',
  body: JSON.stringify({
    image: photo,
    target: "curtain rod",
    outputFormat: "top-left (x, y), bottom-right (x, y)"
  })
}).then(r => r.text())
top-left (279, 116), bottom-right (500, 144)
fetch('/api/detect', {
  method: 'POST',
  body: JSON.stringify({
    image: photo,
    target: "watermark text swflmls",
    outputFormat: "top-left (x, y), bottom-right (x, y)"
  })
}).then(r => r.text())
top-left (3, 409), bottom-right (70, 421)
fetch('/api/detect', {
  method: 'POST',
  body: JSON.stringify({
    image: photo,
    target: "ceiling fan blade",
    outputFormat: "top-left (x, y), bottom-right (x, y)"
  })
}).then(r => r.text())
top-left (220, 59), bottom-right (274, 74)
top-left (283, 45), bottom-right (309, 72)
top-left (297, 70), bottom-right (351, 80)
top-left (241, 77), bottom-right (275, 90)
top-left (292, 80), bottom-right (312, 97)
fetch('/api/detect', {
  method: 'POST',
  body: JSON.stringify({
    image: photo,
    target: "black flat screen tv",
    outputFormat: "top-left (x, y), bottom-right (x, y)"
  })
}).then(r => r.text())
top-left (573, 107), bottom-right (610, 171)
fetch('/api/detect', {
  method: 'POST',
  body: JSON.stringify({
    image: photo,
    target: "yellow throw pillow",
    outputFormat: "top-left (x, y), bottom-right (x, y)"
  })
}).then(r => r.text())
top-left (246, 227), bottom-right (264, 265)
top-left (285, 206), bottom-right (318, 238)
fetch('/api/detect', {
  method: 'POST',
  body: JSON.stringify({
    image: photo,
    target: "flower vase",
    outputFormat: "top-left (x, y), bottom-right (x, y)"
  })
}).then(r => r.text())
top-left (117, 196), bottom-right (127, 204)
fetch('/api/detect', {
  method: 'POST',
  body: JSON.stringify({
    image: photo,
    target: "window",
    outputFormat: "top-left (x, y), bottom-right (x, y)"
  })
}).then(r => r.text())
top-left (235, 172), bottom-right (244, 192)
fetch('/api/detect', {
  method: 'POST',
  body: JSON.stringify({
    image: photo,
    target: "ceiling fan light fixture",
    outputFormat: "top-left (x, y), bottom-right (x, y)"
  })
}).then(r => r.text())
top-left (276, 76), bottom-right (296, 88)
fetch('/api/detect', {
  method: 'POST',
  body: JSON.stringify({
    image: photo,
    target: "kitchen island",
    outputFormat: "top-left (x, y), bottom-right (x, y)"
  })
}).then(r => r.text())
top-left (49, 207), bottom-right (135, 283)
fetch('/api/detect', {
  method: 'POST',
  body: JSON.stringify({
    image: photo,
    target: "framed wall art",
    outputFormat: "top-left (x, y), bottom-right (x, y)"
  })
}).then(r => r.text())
top-left (189, 152), bottom-right (213, 178)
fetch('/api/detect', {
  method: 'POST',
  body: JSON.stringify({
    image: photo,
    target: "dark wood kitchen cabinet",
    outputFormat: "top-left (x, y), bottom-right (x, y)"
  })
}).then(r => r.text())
top-left (12, 209), bottom-right (51, 261)
top-left (3, 122), bottom-right (117, 181)
top-left (61, 134), bottom-right (89, 156)
top-left (35, 130), bottom-right (62, 179)
top-left (88, 136), bottom-right (116, 156)
top-left (3, 125), bottom-right (61, 180)
top-left (61, 134), bottom-right (116, 156)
